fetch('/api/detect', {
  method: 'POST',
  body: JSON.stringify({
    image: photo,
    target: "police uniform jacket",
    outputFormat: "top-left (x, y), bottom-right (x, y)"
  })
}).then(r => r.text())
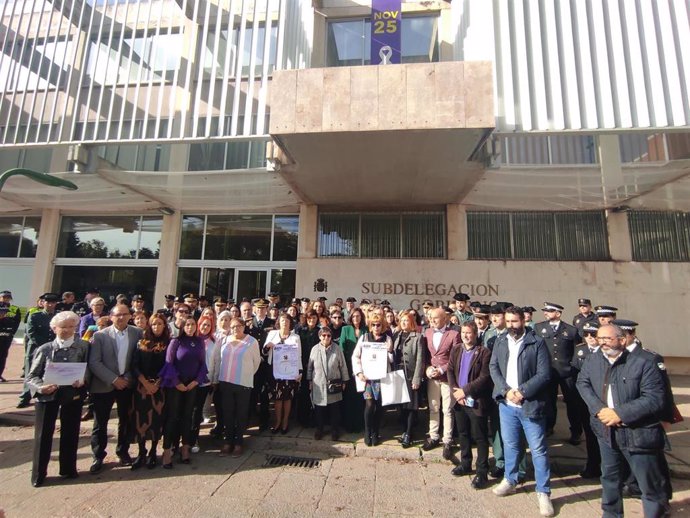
top-left (533, 320), bottom-right (580, 378)
top-left (489, 330), bottom-right (551, 418)
top-left (570, 343), bottom-right (597, 374)
top-left (27, 339), bottom-right (90, 403)
top-left (248, 316), bottom-right (276, 360)
top-left (447, 342), bottom-right (493, 416)
top-left (71, 301), bottom-right (90, 318)
top-left (572, 312), bottom-right (597, 332)
top-left (576, 349), bottom-right (666, 452)
top-left (628, 340), bottom-right (677, 424)
top-left (0, 304), bottom-right (21, 337)
top-left (26, 311), bottom-right (56, 349)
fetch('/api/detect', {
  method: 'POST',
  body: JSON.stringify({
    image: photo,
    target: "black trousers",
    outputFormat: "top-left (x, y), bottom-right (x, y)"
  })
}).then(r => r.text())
top-left (454, 403), bottom-right (490, 475)
top-left (577, 399), bottom-right (601, 473)
top-left (91, 389), bottom-right (133, 460)
top-left (163, 386), bottom-right (197, 449)
top-left (212, 387), bottom-right (225, 434)
top-left (546, 374), bottom-right (582, 436)
top-left (0, 335), bottom-right (13, 378)
top-left (190, 385), bottom-right (211, 446)
top-left (33, 396), bottom-right (83, 484)
top-left (250, 362), bottom-right (270, 427)
top-left (19, 343), bottom-right (40, 403)
top-left (315, 401), bottom-right (341, 432)
top-left (220, 382), bottom-right (251, 446)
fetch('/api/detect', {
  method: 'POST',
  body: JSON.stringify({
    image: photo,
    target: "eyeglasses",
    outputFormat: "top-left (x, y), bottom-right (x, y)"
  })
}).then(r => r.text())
top-left (331, 316), bottom-right (342, 320)
top-left (370, 323), bottom-right (382, 328)
top-left (112, 313), bottom-right (130, 317)
top-left (177, 309), bottom-right (189, 314)
top-left (321, 334), bottom-right (332, 338)
top-left (597, 336), bottom-right (618, 342)
top-left (583, 332), bottom-right (597, 338)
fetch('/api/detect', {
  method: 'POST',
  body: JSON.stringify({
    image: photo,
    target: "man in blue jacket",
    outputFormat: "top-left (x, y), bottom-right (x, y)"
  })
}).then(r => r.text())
top-left (576, 324), bottom-right (669, 518)
top-left (489, 306), bottom-right (553, 517)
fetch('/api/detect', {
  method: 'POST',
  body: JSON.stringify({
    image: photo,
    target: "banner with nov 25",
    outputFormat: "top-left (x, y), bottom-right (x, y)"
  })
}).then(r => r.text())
top-left (370, 0), bottom-right (401, 65)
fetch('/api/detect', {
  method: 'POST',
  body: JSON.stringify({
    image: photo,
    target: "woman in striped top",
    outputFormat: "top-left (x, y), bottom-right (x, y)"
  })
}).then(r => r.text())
top-left (209, 317), bottom-right (261, 458)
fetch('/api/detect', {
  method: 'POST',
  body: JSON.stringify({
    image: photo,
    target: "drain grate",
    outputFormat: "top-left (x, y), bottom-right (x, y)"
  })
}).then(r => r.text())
top-left (263, 454), bottom-right (321, 469)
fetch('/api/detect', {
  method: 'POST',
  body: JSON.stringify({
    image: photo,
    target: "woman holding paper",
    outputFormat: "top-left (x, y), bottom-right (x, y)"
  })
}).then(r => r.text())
top-left (307, 327), bottom-right (349, 440)
top-left (352, 314), bottom-right (393, 446)
top-left (392, 312), bottom-right (424, 448)
top-left (263, 312), bottom-right (302, 434)
top-left (27, 311), bottom-right (89, 487)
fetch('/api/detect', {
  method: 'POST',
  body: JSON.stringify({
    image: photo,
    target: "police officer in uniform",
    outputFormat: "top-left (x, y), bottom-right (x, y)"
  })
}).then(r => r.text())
top-left (570, 322), bottom-right (601, 478)
top-left (533, 302), bottom-right (582, 443)
top-left (157, 294), bottom-right (176, 322)
top-left (246, 298), bottom-right (275, 431)
top-left (18, 293), bottom-right (59, 408)
top-left (572, 298), bottom-right (597, 333)
top-left (595, 305), bottom-right (617, 326)
top-left (523, 306), bottom-right (536, 329)
top-left (453, 293), bottom-right (474, 324)
top-left (0, 290), bottom-right (21, 382)
top-left (72, 288), bottom-right (100, 318)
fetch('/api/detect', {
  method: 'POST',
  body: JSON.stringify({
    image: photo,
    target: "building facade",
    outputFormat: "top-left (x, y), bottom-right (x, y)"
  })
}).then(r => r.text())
top-left (1, 0), bottom-right (689, 369)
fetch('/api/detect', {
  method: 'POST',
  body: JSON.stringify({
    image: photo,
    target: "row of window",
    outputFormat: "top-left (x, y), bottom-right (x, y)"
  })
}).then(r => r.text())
top-left (1, 211), bottom-right (688, 262)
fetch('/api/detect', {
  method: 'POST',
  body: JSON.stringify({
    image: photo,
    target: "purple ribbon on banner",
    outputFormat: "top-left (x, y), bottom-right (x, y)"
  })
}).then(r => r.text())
top-left (370, 0), bottom-right (401, 65)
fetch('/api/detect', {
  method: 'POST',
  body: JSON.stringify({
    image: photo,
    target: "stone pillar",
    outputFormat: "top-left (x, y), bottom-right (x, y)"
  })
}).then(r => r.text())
top-left (153, 212), bottom-right (182, 308)
top-left (447, 204), bottom-right (468, 260)
top-left (598, 135), bottom-right (632, 261)
top-left (29, 208), bottom-right (61, 301)
top-left (297, 203), bottom-right (318, 259)
top-left (606, 210), bottom-right (633, 262)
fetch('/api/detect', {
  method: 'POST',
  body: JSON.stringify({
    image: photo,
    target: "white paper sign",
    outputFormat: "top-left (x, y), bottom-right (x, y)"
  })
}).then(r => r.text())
top-left (42, 361), bottom-right (87, 386)
top-left (380, 369), bottom-right (411, 406)
top-left (272, 343), bottom-right (301, 380)
top-left (360, 341), bottom-right (388, 381)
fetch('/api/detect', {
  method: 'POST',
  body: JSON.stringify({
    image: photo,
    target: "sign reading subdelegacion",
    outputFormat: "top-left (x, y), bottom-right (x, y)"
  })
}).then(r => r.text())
top-left (371, 0), bottom-right (401, 65)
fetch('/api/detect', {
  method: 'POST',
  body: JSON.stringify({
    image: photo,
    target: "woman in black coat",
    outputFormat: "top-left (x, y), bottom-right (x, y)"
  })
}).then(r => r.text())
top-left (392, 312), bottom-right (424, 448)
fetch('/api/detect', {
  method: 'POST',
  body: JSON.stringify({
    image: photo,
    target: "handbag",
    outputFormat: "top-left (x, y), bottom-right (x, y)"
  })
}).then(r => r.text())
top-left (380, 369), bottom-right (411, 406)
top-left (327, 379), bottom-right (343, 394)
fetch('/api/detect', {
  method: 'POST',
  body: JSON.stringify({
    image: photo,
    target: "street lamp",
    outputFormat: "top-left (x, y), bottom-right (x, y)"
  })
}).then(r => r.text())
top-left (0, 168), bottom-right (78, 192)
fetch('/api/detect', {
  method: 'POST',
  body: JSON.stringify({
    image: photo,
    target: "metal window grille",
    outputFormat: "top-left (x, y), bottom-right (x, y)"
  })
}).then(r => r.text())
top-left (628, 211), bottom-right (690, 262)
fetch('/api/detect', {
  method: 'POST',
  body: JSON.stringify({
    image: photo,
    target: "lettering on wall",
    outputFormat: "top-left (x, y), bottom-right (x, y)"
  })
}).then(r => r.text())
top-left (359, 282), bottom-right (500, 309)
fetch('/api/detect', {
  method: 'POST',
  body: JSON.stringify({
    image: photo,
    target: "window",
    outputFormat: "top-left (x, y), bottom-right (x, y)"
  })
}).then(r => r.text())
top-left (86, 30), bottom-right (182, 84)
top-left (57, 216), bottom-right (162, 259)
top-left (318, 212), bottom-right (445, 259)
top-left (179, 214), bottom-right (299, 261)
top-left (326, 16), bottom-right (439, 67)
top-left (53, 265), bottom-right (158, 305)
top-left (0, 216), bottom-right (40, 258)
top-left (467, 211), bottom-right (610, 260)
top-left (628, 211), bottom-right (690, 262)
top-left (0, 38), bottom-right (73, 91)
top-left (0, 146), bottom-right (52, 173)
top-left (188, 117), bottom-right (268, 169)
top-left (202, 23), bottom-right (278, 78)
top-left (496, 135), bottom-right (598, 165)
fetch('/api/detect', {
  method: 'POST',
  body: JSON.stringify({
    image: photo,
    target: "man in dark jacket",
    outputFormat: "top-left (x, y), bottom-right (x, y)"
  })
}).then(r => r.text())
top-left (0, 290), bottom-right (22, 382)
top-left (246, 298), bottom-right (275, 431)
top-left (533, 302), bottom-right (582, 443)
top-left (489, 306), bottom-right (553, 517)
top-left (447, 321), bottom-right (493, 488)
top-left (576, 324), bottom-right (669, 518)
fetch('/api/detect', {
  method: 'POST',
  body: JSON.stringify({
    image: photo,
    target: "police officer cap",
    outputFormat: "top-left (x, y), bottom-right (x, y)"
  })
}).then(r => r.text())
top-left (214, 296), bottom-right (228, 303)
top-left (42, 292), bottom-right (60, 302)
top-left (578, 298), bottom-right (592, 306)
top-left (183, 293), bottom-right (198, 300)
top-left (268, 291), bottom-right (279, 298)
top-left (442, 305), bottom-right (452, 314)
top-left (0, 302), bottom-right (9, 311)
top-left (0, 290), bottom-right (13, 299)
top-left (475, 304), bottom-right (491, 316)
top-left (301, 297), bottom-right (311, 303)
top-left (361, 298), bottom-right (372, 305)
top-left (252, 298), bottom-right (269, 308)
top-left (612, 319), bottom-right (638, 332)
top-left (489, 304), bottom-right (505, 315)
top-left (495, 302), bottom-right (514, 310)
top-left (380, 299), bottom-right (391, 306)
top-left (453, 292), bottom-right (470, 302)
top-left (582, 322), bottom-right (600, 334)
top-left (131, 294), bottom-right (144, 301)
top-left (227, 299), bottom-right (236, 305)
top-left (175, 296), bottom-right (185, 303)
top-left (522, 306), bottom-right (537, 313)
top-left (290, 297), bottom-right (301, 305)
top-left (346, 297), bottom-right (357, 303)
top-left (241, 297), bottom-right (251, 303)
top-left (422, 301), bottom-right (434, 308)
top-left (469, 301), bottom-right (481, 308)
top-left (198, 295), bottom-right (209, 302)
top-left (164, 294), bottom-right (175, 301)
top-left (318, 296), bottom-right (327, 302)
top-left (542, 302), bottom-right (564, 312)
top-left (595, 305), bottom-right (618, 316)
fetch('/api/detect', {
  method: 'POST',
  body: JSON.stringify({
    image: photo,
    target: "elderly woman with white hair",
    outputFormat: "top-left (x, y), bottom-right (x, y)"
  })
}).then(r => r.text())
top-left (27, 311), bottom-right (90, 487)
top-left (78, 296), bottom-right (107, 337)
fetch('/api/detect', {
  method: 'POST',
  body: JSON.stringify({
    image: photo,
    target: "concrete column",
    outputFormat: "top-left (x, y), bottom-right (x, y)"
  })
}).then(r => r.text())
top-left (297, 203), bottom-right (318, 259)
top-left (153, 212), bottom-right (182, 308)
top-left (447, 204), bottom-right (468, 260)
top-left (29, 208), bottom-right (61, 301)
top-left (606, 210), bottom-right (633, 262)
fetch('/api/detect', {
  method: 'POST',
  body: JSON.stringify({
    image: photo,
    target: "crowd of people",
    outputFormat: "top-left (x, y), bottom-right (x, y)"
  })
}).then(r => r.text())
top-left (0, 288), bottom-right (679, 517)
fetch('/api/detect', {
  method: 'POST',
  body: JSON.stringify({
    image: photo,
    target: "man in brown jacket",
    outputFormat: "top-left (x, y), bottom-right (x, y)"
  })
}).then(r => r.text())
top-left (422, 308), bottom-right (461, 460)
top-left (447, 321), bottom-right (493, 488)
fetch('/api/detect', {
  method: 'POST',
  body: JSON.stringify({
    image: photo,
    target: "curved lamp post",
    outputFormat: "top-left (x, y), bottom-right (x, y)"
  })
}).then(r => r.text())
top-left (0, 168), bottom-right (78, 192)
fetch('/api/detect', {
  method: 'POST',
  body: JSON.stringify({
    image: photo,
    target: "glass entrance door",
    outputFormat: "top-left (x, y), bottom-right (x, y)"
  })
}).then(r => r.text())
top-left (234, 270), bottom-right (267, 302)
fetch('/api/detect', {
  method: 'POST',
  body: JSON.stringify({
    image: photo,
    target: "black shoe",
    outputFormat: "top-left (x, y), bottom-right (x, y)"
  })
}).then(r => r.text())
top-left (314, 430), bottom-right (323, 440)
top-left (31, 475), bottom-right (46, 487)
top-left (163, 462), bottom-right (173, 470)
top-left (442, 443), bottom-right (453, 460)
top-left (59, 471), bottom-right (79, 480)
top-left (471, 474), bottom-right (488, 489)
top-left (118, 454), bottom-right (133, 466)
top-left (451, 465), bottom-right (471, 476)
top-left (422, 438), bottom-right (440, 451)
top-left (131, 455), bottom-right (146, 470)
top-left (364, 435), bottom-right (372, 447)
top-left (579, 468), bottom-right (600, 479)
top-left (147, 454), bottom-right (157, 469)
top-left (259, 423), bottom-right (269, 432)
top-left (209, 427), bottom-right (222, 438)
top-left (0, 376), bottom-right (7, 382)
top-left (89, 459), bottom-right (103, 474)
top-left (489, 466), bottom-right (504, 479)
top-left (81, 410), bottom-right (94, 421)
top-left (280, 426), bottom-right (289, 435)
top-left (16, 400), bottom-right (30, 409)
top-left (371, 434), bottom-right (380, 446)
top-left (331, 429), bottom-right (340, 441)
top-left (270, 426), bottom-right (279, 434)
top-left (401, 433), bottom-right (411, 448)
top-left (568, 433), bottom-right (582, 445)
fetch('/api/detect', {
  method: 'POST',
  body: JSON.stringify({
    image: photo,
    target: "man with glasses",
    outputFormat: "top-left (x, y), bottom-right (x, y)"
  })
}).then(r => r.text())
top-left (169, 304), bottom-right (191, 337)
top-left (572, 297), bottom-right (597, 333)
top-left (213, 297), bottom-right (228, 315)
top-left (576, 324), bottom-right (670, 518)
top-left (88, 304), bottom-right (143, 474)
top-left (157, 294), bottom-right (176, 322)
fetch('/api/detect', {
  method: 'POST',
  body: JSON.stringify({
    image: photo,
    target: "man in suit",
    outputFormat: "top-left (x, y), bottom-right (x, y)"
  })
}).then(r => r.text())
top-left (490, 306), bottom-right (553, 517)
top-left (533, 302), bottom-right (582, 443)
top-left (246, 298), bottom-right (275, 431)
top-left (88, 304), bottom-right (143, 473)
top-left (422, 307), bottom-right (461, 460)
